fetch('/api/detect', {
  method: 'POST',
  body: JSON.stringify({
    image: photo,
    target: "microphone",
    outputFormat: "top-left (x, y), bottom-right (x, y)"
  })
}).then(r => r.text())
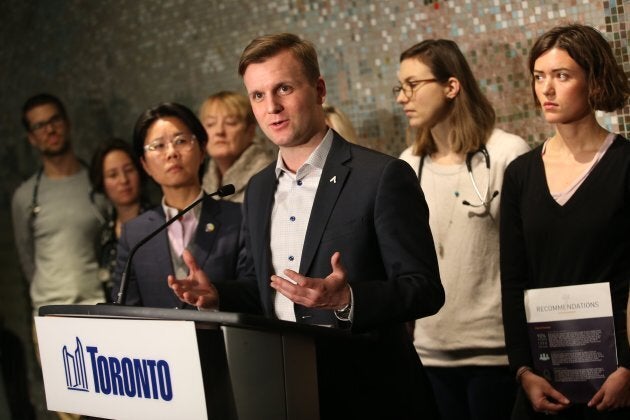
top-left (114, 184), bottom-right (235, 305)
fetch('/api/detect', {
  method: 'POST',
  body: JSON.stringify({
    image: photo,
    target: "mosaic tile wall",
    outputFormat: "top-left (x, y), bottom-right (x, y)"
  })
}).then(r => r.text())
top-left (606, 0), bottom-right (630, 136)
top-left (0, 0), bottom-right (628, 205)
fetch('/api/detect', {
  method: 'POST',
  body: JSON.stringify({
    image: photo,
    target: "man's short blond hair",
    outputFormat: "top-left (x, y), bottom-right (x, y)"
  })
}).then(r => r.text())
top-left (238, 33), bottom-right (320, 83)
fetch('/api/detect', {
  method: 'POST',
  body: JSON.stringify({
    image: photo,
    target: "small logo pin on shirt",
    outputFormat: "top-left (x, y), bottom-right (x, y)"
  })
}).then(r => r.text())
top-left (330, 176), bottom-right (337, 184)
top-left (205, 223), bottom-right (215, 232)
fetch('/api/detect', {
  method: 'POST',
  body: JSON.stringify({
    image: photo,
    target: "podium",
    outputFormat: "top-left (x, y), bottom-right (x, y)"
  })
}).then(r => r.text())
top-left (37, 304), bottom-right (349, 420)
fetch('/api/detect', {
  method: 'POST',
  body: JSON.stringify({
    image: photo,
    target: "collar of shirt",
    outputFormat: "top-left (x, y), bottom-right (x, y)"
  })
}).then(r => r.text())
top-left (274, 128), bottom-right (334, 180)
top-left (161, 190), bottom-right (204, 257)
top-left (161, 190), bottom-right (204, 220)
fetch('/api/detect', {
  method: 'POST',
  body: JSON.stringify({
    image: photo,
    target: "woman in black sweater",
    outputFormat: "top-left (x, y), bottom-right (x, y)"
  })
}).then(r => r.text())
top-left (500, 24), bottom-right (630, 419)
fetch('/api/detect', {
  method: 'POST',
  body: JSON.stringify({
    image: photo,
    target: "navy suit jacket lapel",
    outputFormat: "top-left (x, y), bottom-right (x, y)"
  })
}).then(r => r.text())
top-left (189, 197), bottom-right (219, 268)
top-left (299, 134), bottom-right (351, 275)
top-left (252, 169), bottom-right (277, 260)
top-left (142, 208), bottom-right (174, 274)
top-left (256, 168), bottom-right (277, 304)
top-left (141, 208), bottom-right (182, 307)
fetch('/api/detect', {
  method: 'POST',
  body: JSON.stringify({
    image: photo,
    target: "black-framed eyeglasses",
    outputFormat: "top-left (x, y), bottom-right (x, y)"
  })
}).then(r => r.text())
top-left (29, 114), bottom-right (65, 134)
top-left (392, 78), bottom-right (438, 99)
top-left (143, 134), bottom-right (197, 154)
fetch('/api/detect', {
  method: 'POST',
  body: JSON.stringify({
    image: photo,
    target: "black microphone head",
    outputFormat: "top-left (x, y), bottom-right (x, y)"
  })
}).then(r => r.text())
top-left (462, 200), bottom-right (471, 206)
top-left (218, 184), bottom-right (235, 197)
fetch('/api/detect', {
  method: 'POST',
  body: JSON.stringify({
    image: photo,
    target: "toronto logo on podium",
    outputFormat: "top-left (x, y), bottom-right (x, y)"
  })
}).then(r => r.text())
top-left (60, 336), bottom-right (174, 401)
top-left (63, 337), bottom-right (89, 392)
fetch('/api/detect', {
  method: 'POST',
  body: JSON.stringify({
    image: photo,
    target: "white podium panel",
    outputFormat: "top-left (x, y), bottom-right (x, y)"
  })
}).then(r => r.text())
top-left (35, 316), bottom-right (207, 420)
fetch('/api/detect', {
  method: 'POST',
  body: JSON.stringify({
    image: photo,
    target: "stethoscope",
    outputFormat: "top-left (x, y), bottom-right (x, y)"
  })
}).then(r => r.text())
top-left (29, 163), bottom-right (107, 233)
top-left (417, 144), bottom-right (498, 208)
top-left (29, 167), bottom-right (44, 222)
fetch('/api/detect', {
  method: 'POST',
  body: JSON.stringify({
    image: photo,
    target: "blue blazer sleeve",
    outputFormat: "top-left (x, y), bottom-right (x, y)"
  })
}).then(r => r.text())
top-left (349, 157), bottom-right (444, 332)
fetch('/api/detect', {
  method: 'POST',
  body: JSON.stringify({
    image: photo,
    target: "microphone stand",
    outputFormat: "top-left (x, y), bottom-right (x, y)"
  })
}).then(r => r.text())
top-left (114, 184), bottom-right (235, 305)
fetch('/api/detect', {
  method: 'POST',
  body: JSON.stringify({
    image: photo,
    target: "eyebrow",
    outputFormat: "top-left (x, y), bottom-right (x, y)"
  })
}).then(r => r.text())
top-left (207, 115), bottom-right (239, 120)
top-left (147, 131), bottom-right (185, 141)
top-left (31, 113), bottom-right (61, 124)
top-left (249, 80), bottom-right (289, 96)
top-left (533, 67), bottom-right (573, 73)
top-left (275, 80), bottom-right (293, 89)
top-left (402, 76), bottom-right (431, 82)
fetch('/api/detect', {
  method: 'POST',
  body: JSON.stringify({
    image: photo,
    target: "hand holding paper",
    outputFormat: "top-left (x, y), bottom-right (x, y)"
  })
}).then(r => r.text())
top-left (520, 370), bottom-right (570, 414)
top-left (587, 366), bottom-right (630, 410)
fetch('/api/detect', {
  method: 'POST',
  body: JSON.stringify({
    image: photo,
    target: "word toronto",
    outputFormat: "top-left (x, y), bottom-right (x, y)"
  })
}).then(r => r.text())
top-left (85, 346), bottom-right (173, 401)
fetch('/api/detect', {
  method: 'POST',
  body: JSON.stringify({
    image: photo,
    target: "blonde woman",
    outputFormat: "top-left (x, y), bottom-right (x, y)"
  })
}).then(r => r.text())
top-left (323, 103), bottom-right (358, 143)
top-left (199, 91), bottom-right (275, 202)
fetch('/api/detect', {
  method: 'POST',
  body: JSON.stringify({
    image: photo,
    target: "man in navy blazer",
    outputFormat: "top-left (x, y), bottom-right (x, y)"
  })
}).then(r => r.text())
top-left (170, 33), bottom-right (444, 419)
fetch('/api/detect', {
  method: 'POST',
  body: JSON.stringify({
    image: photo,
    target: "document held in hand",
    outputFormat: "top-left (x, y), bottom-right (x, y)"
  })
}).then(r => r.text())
top-left (524, 282), bottom-right (617, 403)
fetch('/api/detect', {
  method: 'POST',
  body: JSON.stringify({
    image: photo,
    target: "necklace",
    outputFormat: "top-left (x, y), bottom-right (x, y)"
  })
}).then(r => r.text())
top-left (424, 160), bottom-right (461, 259)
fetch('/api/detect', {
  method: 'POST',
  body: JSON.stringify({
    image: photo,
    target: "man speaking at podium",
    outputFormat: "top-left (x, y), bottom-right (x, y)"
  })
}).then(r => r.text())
top-left (169, 33), bottom-right (444, 419)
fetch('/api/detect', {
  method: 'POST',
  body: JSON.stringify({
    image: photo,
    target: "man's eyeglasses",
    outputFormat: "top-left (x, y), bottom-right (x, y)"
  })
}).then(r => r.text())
top-left (392, 78), bottom-right (438, 99)
top-left (29, 114), bottom-right (65, 134)
top-left (143, 134), bottom-right (196, 154)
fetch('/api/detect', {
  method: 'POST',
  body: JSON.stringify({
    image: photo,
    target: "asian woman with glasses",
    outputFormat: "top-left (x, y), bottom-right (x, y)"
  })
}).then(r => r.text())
top-left (110, 102), bottom-right (244, 307)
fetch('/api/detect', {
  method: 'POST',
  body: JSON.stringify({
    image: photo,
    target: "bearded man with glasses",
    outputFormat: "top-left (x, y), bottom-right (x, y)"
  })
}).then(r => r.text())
top-left (11, 93), bottom-right (109, 420)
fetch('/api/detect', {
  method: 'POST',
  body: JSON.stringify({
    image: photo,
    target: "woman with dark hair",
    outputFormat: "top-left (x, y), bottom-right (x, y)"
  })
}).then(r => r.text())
top-left (90, 138), bottom-right (150, 301)
top-left (395, 38), bottom-right (530, 420)
top-left (111, 102), bottom-right (243, 307)
top-left (501, 24), bottom-right (630, 418)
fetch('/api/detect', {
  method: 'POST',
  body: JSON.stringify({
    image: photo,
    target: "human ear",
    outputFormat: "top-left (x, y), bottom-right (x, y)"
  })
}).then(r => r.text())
top-left (445, 77), bottom-right (461, 100)
top-left (316, 77), bottom-right (327, 105)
